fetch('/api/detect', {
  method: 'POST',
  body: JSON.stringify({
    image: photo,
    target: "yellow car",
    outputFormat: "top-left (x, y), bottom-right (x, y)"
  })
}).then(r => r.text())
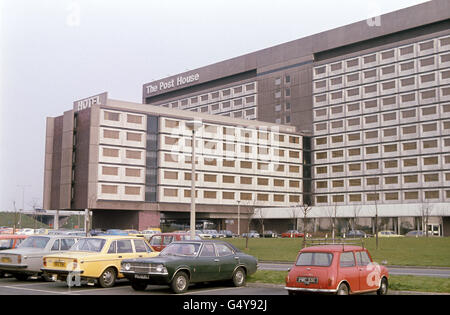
top-left (41, 236), bottom-right (158, 288)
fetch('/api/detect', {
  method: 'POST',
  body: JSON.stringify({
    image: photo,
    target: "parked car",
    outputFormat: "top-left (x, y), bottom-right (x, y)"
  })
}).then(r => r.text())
top-left (281, 230), bottom-right (304, 238)
top-left (219, 230), bottom-right (235, 238)
top-left (0, 235), bottom-right (78, 281)
top-left (0, 235), bottom-right (28, 278)
top-left (285, 244), bottom-right (389, 295)
top-left (141, 230), bottom-right (159, 241)
top-left (149, 233), bottom-right (202, 252)
top-left (345, 230), bottom-right (367, 238)
top-left (41, 236), bottom-right (158, 288)
top-left (16, 228), bottom-right (36, 235)
top-left (263, 230), bottom-right (278, 238)
top-left (242, 230), bottom-right (260, 238)
top-left (197, 230), bottom-right (213, 239)
top-left (405, 230), bottom-right (425, 237)
top-left (0, 235), bottom-right (28, 250)
top-left (121, 240), bottom-right (258, 293)
top-left (377, 230), bottom-right (404, 238)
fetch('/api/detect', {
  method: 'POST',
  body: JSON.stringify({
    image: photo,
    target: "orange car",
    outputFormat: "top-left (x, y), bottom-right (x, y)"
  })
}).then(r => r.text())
top-left (285, 244), bottom-right (389, 295)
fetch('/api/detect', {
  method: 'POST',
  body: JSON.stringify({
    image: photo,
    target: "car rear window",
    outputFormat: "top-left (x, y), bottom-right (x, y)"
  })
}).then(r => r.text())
top-left (296, 252), bottom-right (333, 267)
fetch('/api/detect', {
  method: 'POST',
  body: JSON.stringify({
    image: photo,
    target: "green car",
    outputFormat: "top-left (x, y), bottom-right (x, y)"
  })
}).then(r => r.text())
top-left (120, 240), bottom-right (258, 293)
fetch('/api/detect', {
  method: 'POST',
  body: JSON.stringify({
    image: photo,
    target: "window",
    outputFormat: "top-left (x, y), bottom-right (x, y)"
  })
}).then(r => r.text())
top-left (164, 188), bottom-right (178, 197)
top-left (102, 166), bottom-right (118, 176)
top-left (356, 251), bottom-right (371, 266)
top-left (127, 114), bottom-right (142, 124)
top-left (108, 241), bottom-right (117, 253)
top-left (51, 239), bottom-right (60, 251)
top-left (104, 111), bottom-right (120, 121)
top-left (125, 186), bottom-right (140, 195)
top-left (200, 244), bottom-right (216, 257)
top-left (104, 129), bottom-right (119, 139)
top-left (117, 240), bottom-right (133, 253)
top-left (296, 252), bottom-right (333, 267)
top-left (216, 243), bottom-right (234, 257)
top-left (204, 191), bottom-right (217, 199)
top-left (134, 239), bottom-right (151, 253)
top-left (339, 252), bottom-right (355, 267)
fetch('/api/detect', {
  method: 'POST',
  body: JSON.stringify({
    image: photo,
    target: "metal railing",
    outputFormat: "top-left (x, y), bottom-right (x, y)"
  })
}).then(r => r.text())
top-left (302, 237), bottom-right (365, 250)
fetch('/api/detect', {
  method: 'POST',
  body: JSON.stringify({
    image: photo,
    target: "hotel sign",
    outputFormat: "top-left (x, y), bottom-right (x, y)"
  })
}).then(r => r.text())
top-left (145, 73), bottom-right (200, 95)
top-left (74, 92), bottom-right (108, 112)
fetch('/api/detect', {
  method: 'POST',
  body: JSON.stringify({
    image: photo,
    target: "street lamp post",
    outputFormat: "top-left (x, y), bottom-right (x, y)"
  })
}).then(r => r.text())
top-left (187, 120), bottom-right (202, 239)
top-left (237, 200), bottom-right (241, 237)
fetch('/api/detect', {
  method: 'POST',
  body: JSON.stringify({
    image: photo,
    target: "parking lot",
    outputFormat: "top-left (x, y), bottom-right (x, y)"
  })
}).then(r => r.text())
top-left (0, 277), bottom-right (286, 295)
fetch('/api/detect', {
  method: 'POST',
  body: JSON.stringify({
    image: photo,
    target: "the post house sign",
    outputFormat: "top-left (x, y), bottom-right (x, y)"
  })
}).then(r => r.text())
top-left (145, 73), bottom-right (200, 95)
top-left (74, 92), bottom-right (108, 112)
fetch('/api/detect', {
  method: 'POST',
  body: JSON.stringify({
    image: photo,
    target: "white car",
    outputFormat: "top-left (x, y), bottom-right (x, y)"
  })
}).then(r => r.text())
top-left (16, 228), bottom-right (36, 236)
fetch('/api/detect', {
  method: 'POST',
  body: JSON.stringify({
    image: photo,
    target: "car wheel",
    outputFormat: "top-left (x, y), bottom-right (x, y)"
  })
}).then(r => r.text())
top-left (171, 271), bottom-right (189, 294)
top-left (377, 277), bottom-right (388, 295)
top-left (232, 267), bottom-right (246, 287)
top-left (131, 280), bottom-right (148, 291)
top-left (98, 267), bottom-right (116, 288)
top-left (336, 283), bottom-right (349, 295)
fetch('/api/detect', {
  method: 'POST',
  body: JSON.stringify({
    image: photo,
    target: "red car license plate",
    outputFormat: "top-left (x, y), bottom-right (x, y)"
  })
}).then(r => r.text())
top-left (297, 277), bottom-right (318, 285)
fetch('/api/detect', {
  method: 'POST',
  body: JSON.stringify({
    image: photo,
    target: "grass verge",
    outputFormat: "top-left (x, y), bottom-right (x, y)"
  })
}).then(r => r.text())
top-left (247, 270), bottom-right (450, 293)
top-left (228, 237), bottom-right (450, 267)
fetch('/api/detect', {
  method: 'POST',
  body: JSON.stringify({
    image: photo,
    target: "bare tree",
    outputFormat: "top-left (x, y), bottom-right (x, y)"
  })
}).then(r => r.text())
top-left (254, 208), bottom-right (266, 237)
top-left (326, 201), bottom-right (338, 239)
top-left (299, 203), bottom-right (312, 248)
top-left (351, 203), bottom-right (362, 231)
top-left (288, 204), bottom-right (301, 232)
top-left (419, 200), bottom-right (434, 237)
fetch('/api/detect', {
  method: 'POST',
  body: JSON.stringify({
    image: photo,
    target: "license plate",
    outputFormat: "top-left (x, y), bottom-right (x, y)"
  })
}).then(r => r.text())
top-left (1, 257), bottom-right (11, 263)
top-left (135, 274), bottom-right (150, 280)
top-left (297, 277), bottom-right (318, 285)
top-left (54, 262), bottom-right (66, 267)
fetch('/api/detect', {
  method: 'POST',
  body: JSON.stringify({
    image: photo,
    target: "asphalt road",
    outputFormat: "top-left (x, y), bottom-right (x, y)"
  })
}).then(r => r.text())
top-left (258, 262), bottom-right (450, 278)
top-left (0, 276), bottom-right (441, 296)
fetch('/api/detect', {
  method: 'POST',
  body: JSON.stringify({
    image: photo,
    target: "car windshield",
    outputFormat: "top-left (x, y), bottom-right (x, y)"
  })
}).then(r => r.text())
top-left (296, 252), bottom-right (333, 267)
top-left (17, 236), bottom-right (50, 249)
top-left (160, 243), bottom-right (201, 257)
top-left (70, 238), bottom-right (106, 252)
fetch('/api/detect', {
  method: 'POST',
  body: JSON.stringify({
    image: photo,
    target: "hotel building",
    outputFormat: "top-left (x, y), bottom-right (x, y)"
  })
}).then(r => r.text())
top-left (43, 93), bottom-right (306, 231)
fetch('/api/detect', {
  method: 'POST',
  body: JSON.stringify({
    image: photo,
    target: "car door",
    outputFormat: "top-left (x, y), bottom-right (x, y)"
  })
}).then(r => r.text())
top-left (338, 251), bottom-right (359, 293)
top-left (356, 250), bottom-right (378, 292)
top-left (214, 243), bottom-right (238, 280)
top-left (133, 239), bottom-right (154, 258)
top-left (194, 243), bottom-right (220, 282)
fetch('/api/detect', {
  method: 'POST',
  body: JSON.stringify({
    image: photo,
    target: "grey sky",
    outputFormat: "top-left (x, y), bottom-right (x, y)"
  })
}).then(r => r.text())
top-left (0, 0), bottom-right (429, 211)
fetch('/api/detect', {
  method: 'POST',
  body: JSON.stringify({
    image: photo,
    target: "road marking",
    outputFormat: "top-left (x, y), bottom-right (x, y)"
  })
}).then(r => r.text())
top-left (1, 285), bottom-right (80, 295)
top-left (182, 286), bottom-right (245, 295)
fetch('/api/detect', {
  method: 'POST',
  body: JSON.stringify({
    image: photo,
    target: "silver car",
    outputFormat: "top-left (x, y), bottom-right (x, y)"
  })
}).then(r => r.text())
top-left (0, 235), bottom-right (78, 281)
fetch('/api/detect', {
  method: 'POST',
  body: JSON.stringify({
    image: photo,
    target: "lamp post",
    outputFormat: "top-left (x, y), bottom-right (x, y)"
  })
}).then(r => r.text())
top-left (186, 120), bottom-right (202, 239)
top-left (237, 200), bottom-right (241, 237)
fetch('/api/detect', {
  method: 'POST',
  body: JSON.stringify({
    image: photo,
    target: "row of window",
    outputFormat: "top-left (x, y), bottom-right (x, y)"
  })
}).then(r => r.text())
top-left (163, 153), bottom-right (302, 174)
top-left (158, 82), bottom-right (256, 110)
top-left (162, 170), bottom-right (301, 188)
top-left (163, 118), bottom-right (301, 145)
top-left (316, 172), bottom-right (450, 189)
top-left (100, 184), bottom-right (143, 196)
top-left (315, 115), bottom-right (450, 134)
top-left (314, 84), bottom-right (450, 108)
top-left (315, 189), bottom-right (449, 204)
top-left (314, 60), bottom-right (450, 94)
top-left (163, 136), bottom-right (301, 159)
top-left (315, 102), bottom-right (450, 122)
top-left (315, 155), bottom-right (450, 175)
top-left (313, 35), bottom-right (450, 78)
top-left (185, 96), bottom-right (256, 113)
top-left (162, 187), bottom-right (301, 203)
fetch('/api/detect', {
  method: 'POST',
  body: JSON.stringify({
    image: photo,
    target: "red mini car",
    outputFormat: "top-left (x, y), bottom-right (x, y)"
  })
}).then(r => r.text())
top-left (281, 230), bottom-right (304, 238)
top-left (285, 245), bottom-right (389, 295)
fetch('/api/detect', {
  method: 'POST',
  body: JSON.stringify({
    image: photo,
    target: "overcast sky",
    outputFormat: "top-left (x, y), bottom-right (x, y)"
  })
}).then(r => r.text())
top-left (0, 0), bottom-right (429, 212)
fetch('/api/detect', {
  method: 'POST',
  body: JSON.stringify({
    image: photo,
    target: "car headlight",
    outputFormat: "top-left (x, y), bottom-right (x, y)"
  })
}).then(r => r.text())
top-left (155, 264), bottom-right (165, 273)
top-left (124, 263), bottom-right (131, 271)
